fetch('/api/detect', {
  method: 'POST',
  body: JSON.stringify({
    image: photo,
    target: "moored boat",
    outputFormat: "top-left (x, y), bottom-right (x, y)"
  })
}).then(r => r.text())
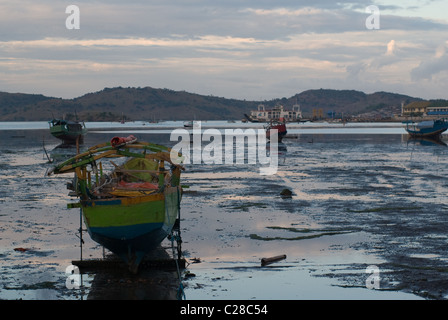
top-left (49, 119), bottom-right (87, 144)
top-left (405, 119), bottom-right (448, 139)
top-left (183, 120), bottom-right (193, 128)
top-left (265, 118), bottom-right (287, 142)
top-left (47, 135), bottom-right (184, 273)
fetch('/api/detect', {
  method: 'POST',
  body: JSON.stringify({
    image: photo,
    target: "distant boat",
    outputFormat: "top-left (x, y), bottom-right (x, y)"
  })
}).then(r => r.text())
top-left (244, 104), bottom-right (302, 123)
top-left (47, 136), bottom-right (185, 273)
top-left (265, 118), bottom-right (287, 142)
top-left (48, 119), bottom-right (87, 144)
top-left (405, 119), bottom-right (448, 139)
top-left (183, 120), bottom-right (193, 128)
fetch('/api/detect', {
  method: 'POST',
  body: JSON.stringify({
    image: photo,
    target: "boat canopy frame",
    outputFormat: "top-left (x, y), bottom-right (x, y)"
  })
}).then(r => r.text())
top-left (47, 139), bottom-right (184, 200)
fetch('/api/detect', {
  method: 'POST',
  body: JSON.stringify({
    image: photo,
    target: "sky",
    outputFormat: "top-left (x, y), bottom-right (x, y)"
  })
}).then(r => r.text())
top-left (1, 0), bottom-right (448, 101)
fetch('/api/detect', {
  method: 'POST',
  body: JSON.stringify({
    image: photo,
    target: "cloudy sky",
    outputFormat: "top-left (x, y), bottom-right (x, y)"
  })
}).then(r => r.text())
top-left (1, 0), bottom-right (448, 100)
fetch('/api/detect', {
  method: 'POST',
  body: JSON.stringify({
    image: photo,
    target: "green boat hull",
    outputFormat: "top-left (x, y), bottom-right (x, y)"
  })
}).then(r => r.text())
top-left (49, 120), bottom-right (87, 143)
top-left (81, 186), bottom-right (181, 272)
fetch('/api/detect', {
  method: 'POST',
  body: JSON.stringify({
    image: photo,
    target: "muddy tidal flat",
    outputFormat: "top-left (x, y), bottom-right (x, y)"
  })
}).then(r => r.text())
top-left (1, 121), bottom-right (448, 300)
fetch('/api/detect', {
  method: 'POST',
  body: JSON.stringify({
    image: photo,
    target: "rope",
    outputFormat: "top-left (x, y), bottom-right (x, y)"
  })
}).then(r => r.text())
top-left (171, 186), bottom-right (185, 300)
top-left (171, 232), bottom-right (185, 300)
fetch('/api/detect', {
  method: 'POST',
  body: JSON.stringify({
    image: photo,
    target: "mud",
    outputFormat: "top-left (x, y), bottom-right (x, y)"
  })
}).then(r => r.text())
top-left (181, 133), bottom-right (448, 300)
top-left (1, 124), bottom-right (448, 299)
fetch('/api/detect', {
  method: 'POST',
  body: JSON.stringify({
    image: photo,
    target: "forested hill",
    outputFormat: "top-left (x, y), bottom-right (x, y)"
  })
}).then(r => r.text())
top-left (0, 87), bottom-right (433, 121)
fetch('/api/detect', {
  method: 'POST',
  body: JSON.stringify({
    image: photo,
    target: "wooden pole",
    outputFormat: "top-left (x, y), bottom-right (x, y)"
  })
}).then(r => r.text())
top-left (79, 208), bottom-right (83, 261)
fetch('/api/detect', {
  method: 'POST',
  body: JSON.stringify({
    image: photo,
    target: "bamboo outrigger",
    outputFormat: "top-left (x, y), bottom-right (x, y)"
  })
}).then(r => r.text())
top-left (48, 135), bottom-right (185, 273)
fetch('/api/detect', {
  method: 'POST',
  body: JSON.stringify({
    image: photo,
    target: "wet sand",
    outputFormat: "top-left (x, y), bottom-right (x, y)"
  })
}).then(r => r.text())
top-left (1, 125), bottom-right (448, 299)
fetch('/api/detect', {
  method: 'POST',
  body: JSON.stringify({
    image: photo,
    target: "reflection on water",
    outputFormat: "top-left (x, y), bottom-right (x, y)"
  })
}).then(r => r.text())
top-left (83, 248), bottom-right (183, 300)
top-left (406, 136), bottom-right (447, 147)
top-left (1, 123), bottom-right (448, 299)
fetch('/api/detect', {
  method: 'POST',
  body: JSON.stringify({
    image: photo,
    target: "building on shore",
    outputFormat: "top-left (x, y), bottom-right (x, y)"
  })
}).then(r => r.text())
top-left (244, 104), bottom-right (302, 122)
top-left (401, 101), bottom-right (448, 117)
top-left (402, 101), bottom-right (431, 116)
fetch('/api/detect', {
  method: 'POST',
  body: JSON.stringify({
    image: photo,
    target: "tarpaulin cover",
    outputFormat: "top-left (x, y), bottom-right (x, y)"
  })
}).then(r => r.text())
top-left (111, 135), bottom-right (137, 147)
top-left (118, 181), bottom-right (158, 189)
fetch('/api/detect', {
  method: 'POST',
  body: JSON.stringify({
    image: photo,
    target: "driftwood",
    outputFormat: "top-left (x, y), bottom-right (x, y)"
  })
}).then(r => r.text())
top-left (261, 255), bottom-right (287, 266)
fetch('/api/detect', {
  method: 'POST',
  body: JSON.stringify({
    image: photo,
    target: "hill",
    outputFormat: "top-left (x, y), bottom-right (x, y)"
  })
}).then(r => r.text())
top-left (0, 92), bottom-right (54, 120)
top-left (0, 87), bottom-right (437, 121)
top-left (0, 87), bottom-right (260, 121)
top-left (292, 89), bottom-right (420, 119)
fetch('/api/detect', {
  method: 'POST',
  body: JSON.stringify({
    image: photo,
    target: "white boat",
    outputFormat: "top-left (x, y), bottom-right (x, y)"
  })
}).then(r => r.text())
top-left (244, 104), bottom-right (302, 123)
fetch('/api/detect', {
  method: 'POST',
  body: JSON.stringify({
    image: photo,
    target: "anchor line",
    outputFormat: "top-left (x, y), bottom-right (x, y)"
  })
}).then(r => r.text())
top-left (171, 186), bottom-right (185, 300)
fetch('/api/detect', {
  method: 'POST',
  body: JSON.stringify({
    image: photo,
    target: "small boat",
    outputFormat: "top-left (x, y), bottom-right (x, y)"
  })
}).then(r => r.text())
top-left (183, 120), bottom-right (193, 128)
top-left (265, 118), bottom-right (287, 142)
top-left (47, 135), bottom-right (185, 273)
top-left (49, 119), bottom-right (87, 144)
top-left (405, 119), bottom-right (448, 139)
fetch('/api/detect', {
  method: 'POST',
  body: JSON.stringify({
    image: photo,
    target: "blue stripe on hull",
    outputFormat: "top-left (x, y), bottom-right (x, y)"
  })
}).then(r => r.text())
top-left (86, 222), bottom-right (175, 268)
top-left (407, 128), bottom-right (447, 137)
top-left (89, 222), bottom-right (164, 240)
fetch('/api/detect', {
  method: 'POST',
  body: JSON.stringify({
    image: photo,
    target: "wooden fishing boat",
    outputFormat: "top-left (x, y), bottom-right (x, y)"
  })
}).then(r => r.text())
top-left (49, 119), bottom-right (87, 144)
top-left (48, 135), bottom-right (184, 273)
top-left (405, 119), bottom-right (448, 139)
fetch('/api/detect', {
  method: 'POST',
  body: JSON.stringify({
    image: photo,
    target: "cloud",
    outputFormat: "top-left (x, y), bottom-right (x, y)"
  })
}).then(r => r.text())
top-left (0, 36), bottom-right (262, 50)
top-left (411, 44), bottom-right (448, 81)
top-left (346, 62), bottom-right (367, 79)
top-left (369, 40), bottom-right (399, 68)
top-left (386, 39), bottom-right (396, 56)
top-left (244, 7), bottom-right (324, 17)
top-left (1, 0), bottom-right (448, 100)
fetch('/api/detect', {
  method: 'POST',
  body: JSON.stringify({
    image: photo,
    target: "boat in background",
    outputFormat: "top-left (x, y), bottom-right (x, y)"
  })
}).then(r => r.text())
top-left (183, 120), bottom-right (193, 128)
top-left (47, 136), bottom-right (185, 273)
top-left (265, 118), bottom-right (287, 142)
top-left (244, 104), bottom-right (302, 123)
top-left (405, 119), bottom-right (448, 139)
top-left (49, 119), bottom-right (87, 144)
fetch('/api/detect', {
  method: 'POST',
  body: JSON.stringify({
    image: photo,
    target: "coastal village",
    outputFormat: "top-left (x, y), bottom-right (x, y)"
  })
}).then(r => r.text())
top-left (310, 100), bottom-right (448, 122)
top-left (244, 100), bottom-right (448, 123)
top-left (353, 101), bottom-right (448, 122)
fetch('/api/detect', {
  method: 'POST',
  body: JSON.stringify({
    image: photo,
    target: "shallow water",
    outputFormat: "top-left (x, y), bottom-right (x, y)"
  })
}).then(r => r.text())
top-left (1, 122), bottom-right (447, 300)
